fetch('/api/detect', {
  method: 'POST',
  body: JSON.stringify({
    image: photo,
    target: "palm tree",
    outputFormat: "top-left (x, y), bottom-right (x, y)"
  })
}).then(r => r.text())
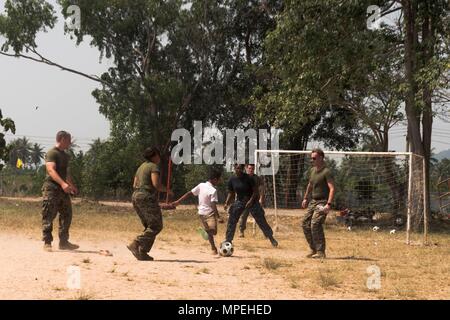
top-left (8, 137), bottom-right (32, 169)
top-left (30, 143), bottom-right (45, 170)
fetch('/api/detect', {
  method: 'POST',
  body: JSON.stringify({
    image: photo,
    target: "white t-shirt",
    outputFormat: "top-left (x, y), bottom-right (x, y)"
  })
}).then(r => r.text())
top-left (191, 181), bottom-right (218, 216)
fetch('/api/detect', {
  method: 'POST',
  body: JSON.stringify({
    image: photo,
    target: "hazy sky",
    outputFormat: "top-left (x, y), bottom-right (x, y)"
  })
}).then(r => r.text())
top-left (0, 1), bottom-right (448, 153)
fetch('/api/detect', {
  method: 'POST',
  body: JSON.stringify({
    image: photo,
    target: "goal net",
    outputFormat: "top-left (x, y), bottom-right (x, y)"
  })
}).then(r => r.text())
top-left (255, 150), bottom-right (426, 244)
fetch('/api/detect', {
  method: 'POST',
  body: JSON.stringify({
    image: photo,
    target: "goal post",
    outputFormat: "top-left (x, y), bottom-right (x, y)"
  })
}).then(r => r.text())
top-left (255, 150), bottom-right (426, 245)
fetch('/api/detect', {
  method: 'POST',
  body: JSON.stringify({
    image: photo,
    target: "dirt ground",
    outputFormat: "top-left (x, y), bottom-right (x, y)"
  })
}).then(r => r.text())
top-left (1, 196), bottom-right (449, 300)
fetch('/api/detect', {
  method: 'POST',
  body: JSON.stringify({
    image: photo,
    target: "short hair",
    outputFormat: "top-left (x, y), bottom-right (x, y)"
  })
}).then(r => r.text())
top-left (143, 146), bottom-right (161, 161)
top-left (56, 131), bottom-right (71, 142)
top-left (208, 168), bottom-right (222, 181)
top-left (234, 163), bottom-right (245, 169)
top-left (311, 148), bottom-right (325, 158)
top-left (246, 164), bottom-right (255, 168)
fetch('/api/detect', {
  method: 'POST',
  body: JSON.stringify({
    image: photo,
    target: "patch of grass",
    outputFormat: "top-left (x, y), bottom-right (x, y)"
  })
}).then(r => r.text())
top-left (108, 267), bottom-right (116, 273)
top-left (261, 257), bottom-right (290, 270)
top-left (82, 258), bottom-right (91, 264)
top-left (74, 291), bottom-right (94, 300)
top-left (317, 269), bottom-right (340, 289)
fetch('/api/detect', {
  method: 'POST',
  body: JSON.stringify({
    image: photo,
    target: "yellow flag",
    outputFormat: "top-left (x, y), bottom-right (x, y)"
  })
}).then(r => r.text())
top-left (16, 158), bottom-right (24, 169)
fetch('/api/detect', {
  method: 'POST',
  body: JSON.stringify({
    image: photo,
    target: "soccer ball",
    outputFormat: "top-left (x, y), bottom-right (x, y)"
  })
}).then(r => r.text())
top-left (219, 241), bottom-right (234, 257)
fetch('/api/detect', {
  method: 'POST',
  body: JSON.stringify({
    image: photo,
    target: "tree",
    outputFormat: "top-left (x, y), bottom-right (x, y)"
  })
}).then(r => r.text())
top-left (30, 143), bottom-right (45, 169)
top-left (8, 137), bottom-right (32, 169)
top-left (0, 109), bottom-right (16, 171)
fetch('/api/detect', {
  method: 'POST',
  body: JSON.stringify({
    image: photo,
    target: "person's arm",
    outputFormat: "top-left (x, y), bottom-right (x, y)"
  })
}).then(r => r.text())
top-left (224, 191), bottom-right (235, 212)
top-left (133, 176), bottom-right (138, 189)
top-left (301, 182), bottom-right (312, 209)
top-left (46, 162), bottom-right (72, 194)
top-left (259, 178), bottom-right (265, 206)
top-left (324, 180), bottom-right (335, 213)
top-left (66, 168), bottom-right (78, 195)
top-left (151, 172), bottom-right (174, 197)
top-left (172, 191), bottom-right (193, 206)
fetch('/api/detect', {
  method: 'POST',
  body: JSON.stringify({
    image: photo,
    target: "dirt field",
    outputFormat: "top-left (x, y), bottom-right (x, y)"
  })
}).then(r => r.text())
top-left (1, 197), bottom-right (449, 300)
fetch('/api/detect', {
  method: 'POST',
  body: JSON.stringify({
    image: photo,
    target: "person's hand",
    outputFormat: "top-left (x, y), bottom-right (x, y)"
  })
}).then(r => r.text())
top-left (323, 204), bottom-right (331, 214)
top-left (61, 182), bottom-right (73, 194)
top-left (171, 200), bottom-right (180, 207)
top-left (301, 199), bottom-right (308, 209)
top-left (70, 185), bottom-right (79, 196)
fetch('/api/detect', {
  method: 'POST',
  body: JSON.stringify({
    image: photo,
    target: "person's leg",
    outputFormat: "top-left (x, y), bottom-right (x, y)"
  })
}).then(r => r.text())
top-left (201, 213), bottom-right (218, 254)
top-left (136, 206), bottom-right (163, 254)
top-left (41, 186), bottom-right (59, 248)
top-left (58, 193), bottom-right (75, 248)
top-left (249, 203), bottom-right (277, 247)
top-left (238, 209), bottom-right (250, 237)
top-left (311, 207), bottom-right (327, 257)
top-left (302, 200), bottom-right (316, 255)
top-left (225, 202), bottom-right (245, 243)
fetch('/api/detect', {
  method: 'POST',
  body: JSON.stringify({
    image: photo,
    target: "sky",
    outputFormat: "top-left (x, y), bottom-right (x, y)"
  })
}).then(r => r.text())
top-left (0, 1), bottom-right (449, 154)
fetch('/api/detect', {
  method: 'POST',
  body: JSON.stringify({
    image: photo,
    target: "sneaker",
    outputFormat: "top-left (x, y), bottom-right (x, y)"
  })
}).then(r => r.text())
top-left (269, 236), bottom-right (278, 247)
top-left (59, 241), bottom-right (79, 250)
top-left (43, 242), bottom-right (52, 252)
top-left (312, 251), bottom-right (326, 259)
top-left (239, 230), bottom-right (245, 238)
top-left (305, 251), bottom-right (317, 258)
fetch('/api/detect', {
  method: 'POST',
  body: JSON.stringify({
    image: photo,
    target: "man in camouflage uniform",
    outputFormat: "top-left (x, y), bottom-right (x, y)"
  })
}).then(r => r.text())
top-left (42, 131), bottom-right (79, 252)
top-left (301, 148), bottom-right (335, 259)
top-left (127, 147), bottom-right (171, 261)
top-left (238, 164), bottom-right (265, 238)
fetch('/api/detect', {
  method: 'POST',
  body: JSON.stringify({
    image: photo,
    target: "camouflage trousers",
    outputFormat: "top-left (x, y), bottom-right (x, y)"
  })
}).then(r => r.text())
top-left (132, 191), bottom-right (163, 253)
top-left (226, 201), bottom-right (273, 243)
top-left (302, 199), bottom-right (328, 253)
top-left (41, 184), bottom-right (73, 243)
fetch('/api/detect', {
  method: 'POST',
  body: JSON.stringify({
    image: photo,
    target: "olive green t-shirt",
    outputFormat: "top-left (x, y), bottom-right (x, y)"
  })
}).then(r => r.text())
top-left (308, 166), bottom-right (333, 200)
top-left (134, 161), bottom-right (160, 192)
top-left (44, 147), bottom-right (70, 186)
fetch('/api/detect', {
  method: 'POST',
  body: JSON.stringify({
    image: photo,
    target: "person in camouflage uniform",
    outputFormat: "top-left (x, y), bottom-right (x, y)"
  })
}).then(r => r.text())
top-left (42, 131), bottom-right (79, 252)
top-left (301, 148), bottom-right (335, 259)
top-left (127, 147), bottom-right (172, 261)
top-left (238, 164), bottom-right (265, 238)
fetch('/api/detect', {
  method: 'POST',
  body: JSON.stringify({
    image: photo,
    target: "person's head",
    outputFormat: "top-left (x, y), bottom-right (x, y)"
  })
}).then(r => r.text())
top-left (311, 148), bottom-right (325, 167)
top-left (143, 146), bottom-right (161, 164)
top-left (56, 131), bottom-right (72, 150)
top-left (234, 163), bottom-right (245, 176)
top-left (208, 168), bottom-right (222, 186)
top-left (245, 164), bottom-right (255, 176)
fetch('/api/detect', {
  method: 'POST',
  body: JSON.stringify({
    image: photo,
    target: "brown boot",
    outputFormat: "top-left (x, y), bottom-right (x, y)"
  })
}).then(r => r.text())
top-left (127, 241), bottom-right (141, 260)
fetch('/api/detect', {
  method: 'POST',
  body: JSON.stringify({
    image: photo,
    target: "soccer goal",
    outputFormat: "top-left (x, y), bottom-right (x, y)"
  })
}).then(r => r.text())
top-left (255, 150), bottom-right (427, 245)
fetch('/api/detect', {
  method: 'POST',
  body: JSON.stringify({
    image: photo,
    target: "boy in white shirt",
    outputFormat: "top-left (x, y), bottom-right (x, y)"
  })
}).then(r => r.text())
top-left (171, 169), bottom-right (222, 254)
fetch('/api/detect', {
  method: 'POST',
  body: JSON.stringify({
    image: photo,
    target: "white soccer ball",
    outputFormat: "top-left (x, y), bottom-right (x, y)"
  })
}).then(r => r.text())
top-left (219, 241), bottom-right (234, 257)
top-left (373, 226), bottom-right (380, 232)
top-left (390, 229), bottom-right (396, 234)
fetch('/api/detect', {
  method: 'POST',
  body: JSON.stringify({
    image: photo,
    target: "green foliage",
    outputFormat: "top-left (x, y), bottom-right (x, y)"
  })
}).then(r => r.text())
top-left (0, 109), bottom-right (16, 171)
top-left (0, 0), bottom-right (56, 53)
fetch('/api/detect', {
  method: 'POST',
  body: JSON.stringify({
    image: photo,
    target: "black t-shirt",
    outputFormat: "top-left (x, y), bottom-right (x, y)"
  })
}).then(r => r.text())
top-left (227, 173), bottom-right (255, 201)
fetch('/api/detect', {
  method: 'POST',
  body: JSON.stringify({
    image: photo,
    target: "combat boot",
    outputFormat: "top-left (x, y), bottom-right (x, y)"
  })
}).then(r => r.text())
top-left (59, 241), bottom-right (79, 250)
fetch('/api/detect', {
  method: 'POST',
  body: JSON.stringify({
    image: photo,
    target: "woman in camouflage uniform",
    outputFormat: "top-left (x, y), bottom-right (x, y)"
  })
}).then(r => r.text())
top-left (127, 147), bottom-right (172, 261)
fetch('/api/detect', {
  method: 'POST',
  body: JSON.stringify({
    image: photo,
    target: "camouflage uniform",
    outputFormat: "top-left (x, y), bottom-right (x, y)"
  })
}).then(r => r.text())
top-left (131, 161), bottom-right (162, 254)
top-left (41, 147), bottom-right (72, 243)
top-left (42, 183), bottom-right (73, 243)
top-left (302, 199), bottom-right (328, 253)
top-left (132, 190), bottom-right (163, 253)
